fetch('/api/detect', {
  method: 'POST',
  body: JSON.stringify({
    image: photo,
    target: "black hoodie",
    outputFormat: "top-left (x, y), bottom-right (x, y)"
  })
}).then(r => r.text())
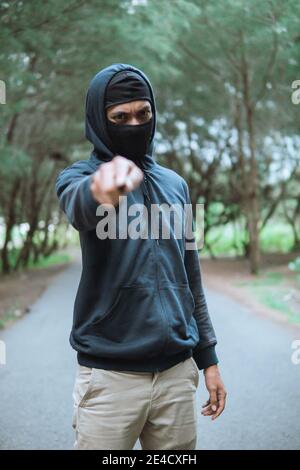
top-left (55, 63), bottom-right (218, 372)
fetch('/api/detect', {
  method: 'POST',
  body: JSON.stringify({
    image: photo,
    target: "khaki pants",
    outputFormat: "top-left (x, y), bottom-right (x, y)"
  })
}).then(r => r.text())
top-left (72, 356), bottom-right (200, 450)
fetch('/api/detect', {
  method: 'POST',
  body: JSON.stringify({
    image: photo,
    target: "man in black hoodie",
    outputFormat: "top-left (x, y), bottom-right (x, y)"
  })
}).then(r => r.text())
top-left (55, 63), bottom-right (226, 450)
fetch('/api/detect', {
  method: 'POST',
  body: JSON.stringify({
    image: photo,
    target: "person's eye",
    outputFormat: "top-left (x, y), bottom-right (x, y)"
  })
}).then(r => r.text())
top-left (138, 109), bottom-right (151, 120)
top-left (113, 113), bottom-right (126, 122)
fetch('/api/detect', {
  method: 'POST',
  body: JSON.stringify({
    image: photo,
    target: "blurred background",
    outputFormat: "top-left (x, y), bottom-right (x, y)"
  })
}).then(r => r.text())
top-left (0, 0), bottom-right (299, 450)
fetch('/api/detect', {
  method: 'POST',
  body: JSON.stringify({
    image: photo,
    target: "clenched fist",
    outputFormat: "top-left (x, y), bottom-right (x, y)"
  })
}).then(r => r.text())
top-left (90, 155), bottom-right (144, 207)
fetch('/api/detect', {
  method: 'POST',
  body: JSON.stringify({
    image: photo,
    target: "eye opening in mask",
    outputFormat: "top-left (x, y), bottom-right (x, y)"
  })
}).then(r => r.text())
top-left (106, 100), bottom-right (153, 126)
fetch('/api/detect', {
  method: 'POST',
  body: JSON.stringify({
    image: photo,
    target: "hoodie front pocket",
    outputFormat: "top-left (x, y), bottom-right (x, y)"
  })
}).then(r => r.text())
top-left (88, 286), bottom-right (167, 358)
top-left (160, 285), bottom-right (196, 353)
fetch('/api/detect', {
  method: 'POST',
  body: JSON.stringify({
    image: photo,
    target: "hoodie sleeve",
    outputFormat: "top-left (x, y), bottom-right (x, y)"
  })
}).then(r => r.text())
top-left (182, 180), bottom-right (219, 371)
top-left (55, 160), bottom-right (101, 232)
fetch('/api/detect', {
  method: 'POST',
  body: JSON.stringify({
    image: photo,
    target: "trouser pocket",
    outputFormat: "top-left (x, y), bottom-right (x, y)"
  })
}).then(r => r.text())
top-left (189, 356), bottom-right (200, 389)
top-left (72, 365), bottom-right (94, 430)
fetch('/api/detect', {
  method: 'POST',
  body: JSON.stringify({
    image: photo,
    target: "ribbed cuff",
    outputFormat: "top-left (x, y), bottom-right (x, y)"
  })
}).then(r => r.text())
top-left (192, 344), bottom-right (219, 370)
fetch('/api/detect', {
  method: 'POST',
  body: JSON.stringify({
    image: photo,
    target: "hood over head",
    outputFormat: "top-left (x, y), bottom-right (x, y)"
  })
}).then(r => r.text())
top-left (85, 63), bottom-right (157, 169)
top-left (104, 69), bottom-right (153, 110)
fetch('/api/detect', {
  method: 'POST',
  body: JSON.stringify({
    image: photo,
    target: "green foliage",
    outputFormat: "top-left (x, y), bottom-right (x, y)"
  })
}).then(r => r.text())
top-left (26, 251), bottom-right (71, 269)
top-left (288, 256), bottom-right (300, 273)
top-left (203, 221), bottom-right (295, 256)
top-left (0, 0), bottom-right (300, 273)
top-left (0, 247), bottom-right (71, 272)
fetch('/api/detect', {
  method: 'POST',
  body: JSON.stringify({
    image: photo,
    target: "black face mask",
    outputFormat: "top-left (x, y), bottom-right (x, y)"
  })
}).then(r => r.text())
top-left (107, 118), bottom-right (153, 162)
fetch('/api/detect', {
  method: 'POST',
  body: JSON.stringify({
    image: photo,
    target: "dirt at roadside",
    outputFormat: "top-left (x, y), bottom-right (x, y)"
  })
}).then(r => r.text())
top-left (201, 252), bottom-right (300, 327)
top-left (0, 257), bottom-right (72, 329)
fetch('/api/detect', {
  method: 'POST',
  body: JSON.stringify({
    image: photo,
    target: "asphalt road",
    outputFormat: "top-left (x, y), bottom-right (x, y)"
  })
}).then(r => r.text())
top-left (0, 254), bottom-right (299, 450)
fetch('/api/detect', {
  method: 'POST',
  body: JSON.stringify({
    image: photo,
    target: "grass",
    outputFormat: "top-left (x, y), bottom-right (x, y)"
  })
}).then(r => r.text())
top-left (27, 252), bottom-right (71, 269)
top-left (0, 250), bottom-right (71, 273)
top-left (233, 270), bottom-right (300, 324)
top-left (203, 221), bottom-right (295, 256)
top-left (0, 302), bottom-right (22, 330)
top-left (255, 289), bottom-right (300, 324)
top-left (199, 219), bottom-right (300, 324)
top-left (233, 271), bottom-right (283, 287)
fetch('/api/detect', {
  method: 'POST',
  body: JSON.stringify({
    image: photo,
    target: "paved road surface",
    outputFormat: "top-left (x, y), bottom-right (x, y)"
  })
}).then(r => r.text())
top-left (0, 254), bottom-right (299, 449)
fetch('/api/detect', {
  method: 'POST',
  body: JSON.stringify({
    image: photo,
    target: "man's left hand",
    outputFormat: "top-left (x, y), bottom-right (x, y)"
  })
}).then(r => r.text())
top-left (201, 364), bottom-right (227, 420)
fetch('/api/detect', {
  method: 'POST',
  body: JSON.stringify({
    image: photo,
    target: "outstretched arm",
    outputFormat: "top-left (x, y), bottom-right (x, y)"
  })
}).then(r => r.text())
top-left (55, 156), bottom-right (143, 231)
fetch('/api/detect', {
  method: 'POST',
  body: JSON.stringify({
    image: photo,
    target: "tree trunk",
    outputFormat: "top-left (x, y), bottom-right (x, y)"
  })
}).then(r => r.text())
top-left (1, 180), bottom-right (20, 274)
top-left (240, 42), bottom-right (260, 274)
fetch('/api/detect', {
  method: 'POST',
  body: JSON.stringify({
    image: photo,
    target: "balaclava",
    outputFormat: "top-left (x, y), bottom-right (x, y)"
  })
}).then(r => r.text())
top-left (104, 70), bottom-right (154, 163)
